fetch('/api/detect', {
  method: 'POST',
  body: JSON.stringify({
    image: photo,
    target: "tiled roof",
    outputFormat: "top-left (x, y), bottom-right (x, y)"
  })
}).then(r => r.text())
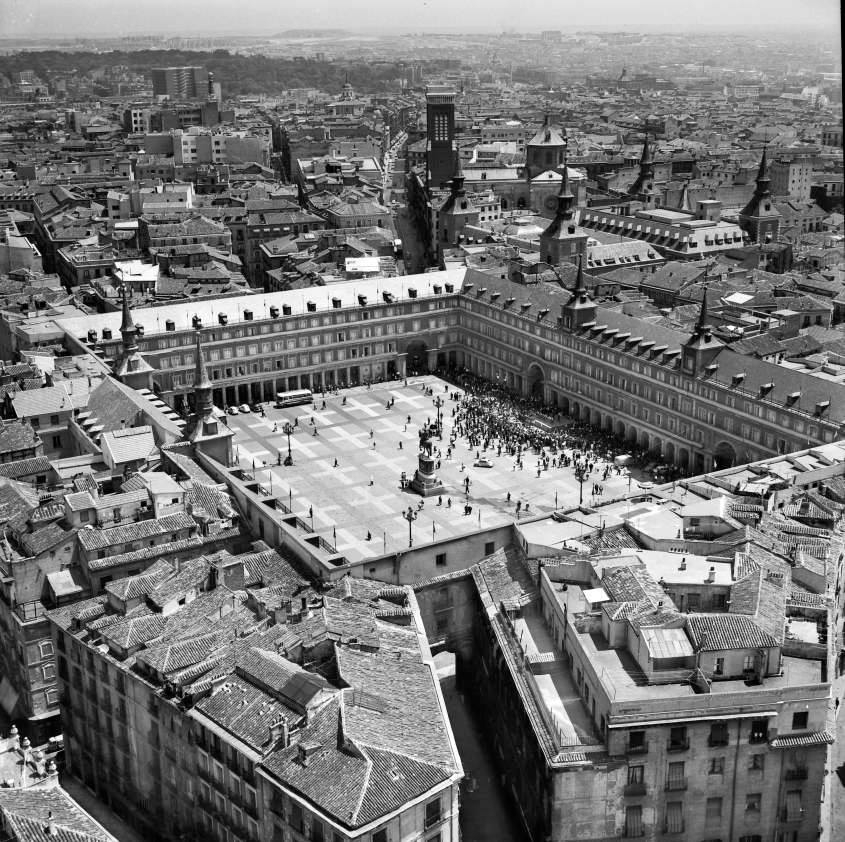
top-left (104, 559), bottom-right (173, 603)
top-left (686, 613), bottom-right (779, 651)
top-left (0, 786), bottom-right (115, 841)
top-left (0, 419), bottom-right (40, 454)
top-left (85, 525), bottom-right (241, 571)
top-left (77, 510), bottom-right (195, 552)
top-left (11, 383), bottom-right (92, 417)
top-left (0, 455), bottom-right (51, 479)
top-left (100, 425), bottom-right (157, 465)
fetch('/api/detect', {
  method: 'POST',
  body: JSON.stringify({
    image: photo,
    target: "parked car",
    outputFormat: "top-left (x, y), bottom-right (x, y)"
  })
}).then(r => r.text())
top-left (227, 406), bottom-right (239, 415)
top-left (239, 404), bottom-right (251, 413)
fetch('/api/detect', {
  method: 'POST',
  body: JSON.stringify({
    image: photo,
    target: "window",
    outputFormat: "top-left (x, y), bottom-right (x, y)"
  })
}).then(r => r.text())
top-left (290, 802), bottom-right (303, 832)
top-left (39, 641), bottom-right (54, 658)
top-left (666, 761), bottom-right (685, 790)
top-left (372, 831), bottom-right (387, 842)
top-left (709, 756), bottom-right (725, 775)
top-left (709, 722), bottom-right (728, 746)
top-left (311, 821), bottom-right (324, 842)
top-left (435, 553), bottom-right (447, 567)
top-left (624, 805), bottom-right (643, 837)
top-left (424, 798), bottom-right (441, 829)
top-left (668, 726), bottom-right (688, 751)
top-left (749, 719), bottom-right (768, 743)
top-left (484, 541), bottom-right (495, 555)
top-left (627, 765), bottom-right (644, 784)
top-left (784, 790), bottom-right (803, 822)
top-left (714, 657), bottom-right (724, 675)
top-left (664, 801), bottom-right (684, 834)
top-left (706, 797), bottom-right (723, 824)
top-left (52, 435), bottom-right (62, 449)
top-left (41, 663), bottom-right (56, 680)
top-left (749, 754), bottom-right (765, 772)
top-left (628, 730), bottom-right (646, 752)
top-left (50, 414), bottom-right (59, 425)
top-left (745, 793), bottom-right (761, 812)
top-left (791, 711), bottom-right (808, 731)
top-left (739, 836), bottom-right (761, 842)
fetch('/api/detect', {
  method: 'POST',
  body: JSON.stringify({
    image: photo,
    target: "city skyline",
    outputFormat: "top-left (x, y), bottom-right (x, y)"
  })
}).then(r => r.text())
top-left (0, 0), bottom-right (841, 37)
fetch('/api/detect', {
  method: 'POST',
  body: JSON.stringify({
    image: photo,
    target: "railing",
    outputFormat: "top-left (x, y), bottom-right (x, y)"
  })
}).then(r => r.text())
top-left (626, 742), bottom-right (648, 755)
top-left (665, 777), bottom-right (687, 791)
top-left (666, 739), bottom-right (690, 753)
top-left (623, 782), bottom-right (647, 797)
top-left (708, 735), bottom-right (729, 747)
top-left (662, 822), bottom-right (685, 835)
top-left (785, 768), bottom-right (808, 781)
top-left (14, 600), bottom-right (47, 622)
top-left (781, 808), bottom-right (804, 822)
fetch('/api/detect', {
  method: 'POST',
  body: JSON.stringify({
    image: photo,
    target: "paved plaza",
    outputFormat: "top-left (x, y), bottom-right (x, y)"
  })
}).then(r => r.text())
top-left (225, 375), bottom-right (645, 564)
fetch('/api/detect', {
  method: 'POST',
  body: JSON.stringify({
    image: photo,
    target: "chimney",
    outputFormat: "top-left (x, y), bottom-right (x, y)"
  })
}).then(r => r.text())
top-left (707, 565), bottom-right (716, 583)
top-left (269, 716), bottom-right (289, 748)
top-left (46, 811), bottom-right (58, 837)
top-left (679, 557), bottom-right (687, 571)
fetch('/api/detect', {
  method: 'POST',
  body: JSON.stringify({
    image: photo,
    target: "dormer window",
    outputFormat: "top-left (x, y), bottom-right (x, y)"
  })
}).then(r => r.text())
top-left (815, 400), bottom-right (830, 416)
top-left (759, 382), bottom-right (774, 397)
top-left (786, 391), bottom-right (800, 406)
top-left (731, 373), bottom-right (746, 387)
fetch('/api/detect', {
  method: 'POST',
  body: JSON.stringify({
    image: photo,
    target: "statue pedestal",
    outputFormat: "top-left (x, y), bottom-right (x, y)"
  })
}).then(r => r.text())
top-left (410, 451), bottom-right (444, 497)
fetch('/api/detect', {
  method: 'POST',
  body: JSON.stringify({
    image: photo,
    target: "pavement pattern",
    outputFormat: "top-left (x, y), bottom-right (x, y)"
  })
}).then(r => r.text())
top-left (226, 375), bottom-right (645, 564)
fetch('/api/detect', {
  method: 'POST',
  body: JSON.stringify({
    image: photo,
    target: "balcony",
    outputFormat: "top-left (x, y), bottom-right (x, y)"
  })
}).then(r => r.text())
top-left (662, 822), bottom-right (685, 835)
top-left (785, 768), bottom-right (808, 781)
top-left (623, 782), bottom-right (647, 797)
top-left (625, 741), bottom-right (648, 755)
top-left (665, 778), bottom-right (687, 791)
top-left (666, 739), bottom-right (690, 753)
top-left (781, 808), bottom-right (804, 823)
top-left (708, 736), bottom-right (729, 747)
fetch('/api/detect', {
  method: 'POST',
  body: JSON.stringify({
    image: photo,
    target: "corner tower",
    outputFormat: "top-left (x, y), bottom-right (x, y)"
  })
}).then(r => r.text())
top-left (739, 147), bottom-right (781, 244)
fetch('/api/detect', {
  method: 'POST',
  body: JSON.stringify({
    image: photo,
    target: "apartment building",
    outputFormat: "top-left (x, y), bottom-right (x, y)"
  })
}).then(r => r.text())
top-left (457, 441), bottom-right (843, 842)
top-left (53, 265), bottom-right (845, 475)
top-left (48, 551), bottom-right (462, 842)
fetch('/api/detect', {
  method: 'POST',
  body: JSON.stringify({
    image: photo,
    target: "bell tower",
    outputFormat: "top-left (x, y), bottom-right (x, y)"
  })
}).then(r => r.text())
top-left (426, 85), bottom-right (456, 189)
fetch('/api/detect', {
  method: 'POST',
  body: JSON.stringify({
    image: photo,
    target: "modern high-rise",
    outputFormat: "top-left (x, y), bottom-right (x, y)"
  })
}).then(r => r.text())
top-left (425, 85), bottom-right (456, 189)
top-left (151, 66), bottom-right (209, 100)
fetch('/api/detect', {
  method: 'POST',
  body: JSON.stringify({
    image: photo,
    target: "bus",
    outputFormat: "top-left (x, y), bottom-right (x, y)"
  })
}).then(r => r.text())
top-left (275, 388), bottom-right (313, 408)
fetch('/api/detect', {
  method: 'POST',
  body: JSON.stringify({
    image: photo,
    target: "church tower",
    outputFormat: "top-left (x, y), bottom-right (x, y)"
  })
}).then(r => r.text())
top-left (739, 147), bottom-right (781, 244)
top-left (113, 286), bottom-right (154, 390)
top-left (628, 130), bottom-right (657, 207)
top-left (540, 147), bottom-right (588, 267)
top-left (525, 114), bottom-right (567, 180)
top-left (425, 85), bottom-right (456, 189)
top-left (185, 330), bottom-right (234, 466)
top-left (560, 255), bottom-right (596, 331)
top-left (681, 286), bottom-right (724, 377)
top-left (437, 152), bottom-right (476, 250)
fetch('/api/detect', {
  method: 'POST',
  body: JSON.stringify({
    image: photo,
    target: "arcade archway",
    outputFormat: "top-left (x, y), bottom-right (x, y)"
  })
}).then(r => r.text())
top-left (405, 340), bottom-right (428, 375)
top-left (713, 441), bottom-right (737, 470)
top-left (527, 363), bottom-right (545, 400)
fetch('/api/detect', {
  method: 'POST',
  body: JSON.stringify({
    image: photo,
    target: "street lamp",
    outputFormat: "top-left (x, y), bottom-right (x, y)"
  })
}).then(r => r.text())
top-left (574, 463), bottom-right (588, 506)
top-left (401, 506), bottom-right (418, 548)
top-left (433, 395), bottom-right (444, 438)
top-left (282, 421), bottom-right (294, 466)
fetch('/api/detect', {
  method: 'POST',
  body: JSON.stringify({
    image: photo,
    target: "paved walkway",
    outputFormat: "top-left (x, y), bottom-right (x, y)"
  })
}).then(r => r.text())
top-left (226, 376), bottom-right (644, 563)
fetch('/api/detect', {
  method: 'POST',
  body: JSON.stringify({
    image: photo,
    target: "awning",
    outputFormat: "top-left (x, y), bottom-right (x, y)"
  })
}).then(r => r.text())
top-left (769, 730), bottom-right (834, 748)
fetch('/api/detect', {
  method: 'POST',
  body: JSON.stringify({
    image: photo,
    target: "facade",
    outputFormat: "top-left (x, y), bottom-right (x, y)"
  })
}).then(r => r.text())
top-left (769, 157), bottom-right (813, 201)
top-left (151, 66), bottom-right (208, 100)
top-left (53, 267), bottom-right (845, 474)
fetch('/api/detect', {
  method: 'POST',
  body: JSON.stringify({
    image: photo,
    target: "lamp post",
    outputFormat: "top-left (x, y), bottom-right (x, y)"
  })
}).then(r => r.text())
top-left (433, 395), bottom-right (444, 439)
top-left (401, 506), bottom-right (418, 548)
top-left (574, 463), bottom-right (588, 506)
top-left (282, 421), bottom-right (294, 466)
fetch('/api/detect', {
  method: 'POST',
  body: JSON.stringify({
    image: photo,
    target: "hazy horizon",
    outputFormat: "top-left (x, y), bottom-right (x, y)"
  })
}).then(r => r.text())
top-left (0, 0), bottom-right (841, 38)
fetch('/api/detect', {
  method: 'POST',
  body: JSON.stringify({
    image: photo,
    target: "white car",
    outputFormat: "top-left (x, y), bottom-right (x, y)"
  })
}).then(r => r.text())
top-left (227, 406), bottom-right (239, 415)
top-left (239, 404), bottom-right (251, 413)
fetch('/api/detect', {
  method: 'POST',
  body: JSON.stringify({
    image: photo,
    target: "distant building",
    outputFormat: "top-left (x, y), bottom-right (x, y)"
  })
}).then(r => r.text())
top-left (151, 66), bottom-right (208, 100)
top-left (426, 85), bottom-right (457, 189)
top-left (769, 157), bottom-right (813, 201)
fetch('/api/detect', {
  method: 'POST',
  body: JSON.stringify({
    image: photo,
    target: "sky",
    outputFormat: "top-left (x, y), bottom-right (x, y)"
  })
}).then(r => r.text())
top-left (0, 0), bottom-right (841, 37)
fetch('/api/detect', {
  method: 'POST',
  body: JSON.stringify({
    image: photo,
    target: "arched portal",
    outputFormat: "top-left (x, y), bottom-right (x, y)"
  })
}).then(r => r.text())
top-left (639, 431), bottom-right (650, 450)
top-left (526, 363), bottom-right (545, 400)
top-left (713, 441), bottom-right (737, 470)
top-left (664, 442), bottom-right (676, 464)
top-left (405, 340), bottom-right (429, 375)
top-left (615, 420), bottom-right (626, 438)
